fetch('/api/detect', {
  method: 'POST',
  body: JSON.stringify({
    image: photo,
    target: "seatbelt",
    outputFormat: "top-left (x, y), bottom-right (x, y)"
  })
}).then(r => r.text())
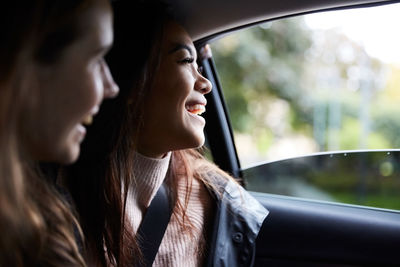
top-left (137, 181), bottom-right (172, 267)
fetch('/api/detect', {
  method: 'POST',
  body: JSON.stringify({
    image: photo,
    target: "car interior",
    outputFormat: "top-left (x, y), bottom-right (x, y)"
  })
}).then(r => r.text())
top-left (163, 0), bottom-right (400, 265)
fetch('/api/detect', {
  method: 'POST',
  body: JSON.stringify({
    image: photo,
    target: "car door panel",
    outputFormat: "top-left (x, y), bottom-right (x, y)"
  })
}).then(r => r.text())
top-left (253, 192), bottom-right (400, 266)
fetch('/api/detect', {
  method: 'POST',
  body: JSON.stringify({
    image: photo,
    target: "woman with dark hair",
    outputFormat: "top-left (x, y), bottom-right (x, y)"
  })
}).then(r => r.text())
top-left (0, 0), bottom-right (118, 265)
top-left (65, 1), bottom-right (268, 266)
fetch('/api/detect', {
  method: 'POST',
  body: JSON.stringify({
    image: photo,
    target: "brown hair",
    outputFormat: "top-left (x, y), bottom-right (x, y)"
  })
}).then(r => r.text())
top-left (64, 1), bottom-right (237, 266)
top-left (0, 1), bottom-right (102, 265)
top-left (64, 2), bottom-right (166, 265)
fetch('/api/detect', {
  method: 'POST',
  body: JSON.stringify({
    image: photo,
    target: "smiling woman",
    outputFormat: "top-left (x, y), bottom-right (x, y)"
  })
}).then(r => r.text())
top-left (64, 1), bottom-right (268, 266)
top-left (137, 21), bottom-right (212, 158)
top-left (22, 0), bottom-right (118, 164)
top-left (0, 0), bottom-right (118, 265)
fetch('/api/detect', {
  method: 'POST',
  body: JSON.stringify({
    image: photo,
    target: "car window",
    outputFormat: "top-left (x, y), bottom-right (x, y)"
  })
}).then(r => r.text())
top-left (210, 3), bottom-right (400, 210)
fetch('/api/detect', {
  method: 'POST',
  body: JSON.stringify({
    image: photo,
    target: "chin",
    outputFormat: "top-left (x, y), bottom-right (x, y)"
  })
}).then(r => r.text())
top-left (174, 128), bottom-right (205, 150)
top-left (187, 134), bottom-right (205, 149)
top-left (57, 146), bottom-right (80, 165)
top-left (196, 136), bottom-right (205, 147)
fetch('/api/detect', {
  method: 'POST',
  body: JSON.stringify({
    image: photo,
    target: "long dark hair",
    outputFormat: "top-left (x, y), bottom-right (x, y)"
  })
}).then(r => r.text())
top-left (65, 1), bottom-right (234, 266)
top-left (65, 1), bottom-right (167, 265)
top-left (0, 1), bottom-right (101, 265)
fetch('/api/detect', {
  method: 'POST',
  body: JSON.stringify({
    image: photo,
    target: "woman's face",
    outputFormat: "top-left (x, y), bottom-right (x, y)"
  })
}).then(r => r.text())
top-left (22, 0), bottom-right (119, 164)
top-left (138, 21), bottom-right (212, 158)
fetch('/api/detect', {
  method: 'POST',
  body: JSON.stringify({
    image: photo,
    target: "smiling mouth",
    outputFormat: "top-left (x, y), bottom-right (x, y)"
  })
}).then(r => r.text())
top-left (82, 115), bottom-right (93, 126)
top-left (186, 104), bottom-right (206, 115)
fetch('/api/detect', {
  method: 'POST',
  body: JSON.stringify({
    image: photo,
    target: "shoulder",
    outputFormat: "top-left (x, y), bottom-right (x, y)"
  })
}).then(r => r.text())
top-left (223, 179), bottom-right (269, 226)
top-left (207, 171), bottom-right (269, 234)
top-left (206, 173), bottom-right (269, 266)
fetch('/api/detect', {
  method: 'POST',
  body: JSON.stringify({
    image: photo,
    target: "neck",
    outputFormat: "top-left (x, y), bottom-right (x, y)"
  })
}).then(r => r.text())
top-left (136, 147), bottom-right (170, 159)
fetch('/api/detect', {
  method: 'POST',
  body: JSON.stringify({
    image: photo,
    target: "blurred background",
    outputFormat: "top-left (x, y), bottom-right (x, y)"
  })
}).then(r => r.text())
top-left (210, 3), bottom-right (400, 210)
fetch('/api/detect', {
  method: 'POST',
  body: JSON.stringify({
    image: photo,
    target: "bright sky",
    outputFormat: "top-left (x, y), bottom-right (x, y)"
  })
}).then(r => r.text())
top-left (305, 3), bottom-right (400, 64)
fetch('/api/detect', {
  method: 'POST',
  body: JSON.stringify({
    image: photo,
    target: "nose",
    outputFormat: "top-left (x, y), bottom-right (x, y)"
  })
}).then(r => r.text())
top-left (195, 71), bottom-right (212, 95)
top-left (101, 60), bottom-right (119, 99)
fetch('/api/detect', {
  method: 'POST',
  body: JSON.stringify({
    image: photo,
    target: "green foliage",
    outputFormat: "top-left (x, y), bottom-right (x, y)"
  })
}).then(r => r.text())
top-left (372, 102), bottom-right (400, 147)
top-left (212, 18), bottom-right (313, 132)
top-left (210, 14), bottom-right (400, 210)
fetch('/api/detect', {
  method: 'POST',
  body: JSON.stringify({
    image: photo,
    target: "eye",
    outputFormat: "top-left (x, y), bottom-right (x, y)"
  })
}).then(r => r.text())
top-left (179, 57), bottom-right (195, 64)
top-left (197, 66), bottom-right (204, 75)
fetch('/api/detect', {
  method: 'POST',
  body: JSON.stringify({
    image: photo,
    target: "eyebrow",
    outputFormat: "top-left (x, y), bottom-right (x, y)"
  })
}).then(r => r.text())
top-left (168, 43), bottom-right (193, 56)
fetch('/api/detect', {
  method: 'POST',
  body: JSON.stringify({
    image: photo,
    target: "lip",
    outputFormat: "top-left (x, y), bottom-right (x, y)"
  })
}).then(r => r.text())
top-left (186, 103), bottom-right (206, 116)
top-left (185, 99), bottom-right (207, 107)
top-left (82, 106), bottom-right (100, 126)
top-left (185, 98), bottom-right (207, 125)
top-left (76, 124), bottom-right (87, 143)
top-left (187, 110), bottom-right (206, 124)
top-left (185, 98), bottom-right (207, 115)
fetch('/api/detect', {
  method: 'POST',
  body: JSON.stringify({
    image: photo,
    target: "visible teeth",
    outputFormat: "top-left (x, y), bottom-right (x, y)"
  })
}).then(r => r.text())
top-left (186, 104), bottom-right (206, 115)
top-left (82, 115), bottom-right (93, 126)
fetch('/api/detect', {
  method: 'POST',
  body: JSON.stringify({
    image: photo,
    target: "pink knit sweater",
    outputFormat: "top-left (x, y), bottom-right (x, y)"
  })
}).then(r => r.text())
top-left (126, 152), bottom-right (213, 266)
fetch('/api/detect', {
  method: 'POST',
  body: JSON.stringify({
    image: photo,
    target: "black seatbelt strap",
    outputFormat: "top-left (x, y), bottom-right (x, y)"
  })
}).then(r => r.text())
top-left (137, 181), bottom-right (172, 267)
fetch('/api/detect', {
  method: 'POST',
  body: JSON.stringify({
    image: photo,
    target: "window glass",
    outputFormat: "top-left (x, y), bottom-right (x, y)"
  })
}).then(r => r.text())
top-left (210, 4), bottom-right (400, 209)
top-left (211, 4), bottom-right (400, 167)
top-left (242, 150), bottom-right (400, 210)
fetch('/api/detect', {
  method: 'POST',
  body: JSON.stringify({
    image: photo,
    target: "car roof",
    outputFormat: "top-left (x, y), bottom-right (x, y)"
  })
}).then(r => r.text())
top-left (164, 0), bottom-right (396, 41)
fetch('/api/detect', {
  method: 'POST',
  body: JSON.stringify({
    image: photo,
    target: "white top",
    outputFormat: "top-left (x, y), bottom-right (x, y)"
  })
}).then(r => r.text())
top-left (126, 152), bottom-right (213, 267)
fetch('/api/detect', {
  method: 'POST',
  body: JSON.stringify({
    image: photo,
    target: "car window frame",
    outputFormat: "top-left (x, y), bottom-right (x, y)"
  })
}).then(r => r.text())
top-left (197, 1), bottom-right (400, 209)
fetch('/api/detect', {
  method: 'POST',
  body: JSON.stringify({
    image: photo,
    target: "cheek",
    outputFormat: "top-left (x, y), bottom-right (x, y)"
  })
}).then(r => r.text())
top-left (90, 64), bottom-right (104, 100)
top-left (148, 67), bottom-right (195, 126)
top-left (171, 71), bottom-right (194, 103)
top-left (76, 66), bottom-right (103, 111)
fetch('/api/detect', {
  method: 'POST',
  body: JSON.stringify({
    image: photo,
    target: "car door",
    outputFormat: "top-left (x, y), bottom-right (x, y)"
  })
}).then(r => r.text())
top-left (197, 2), bottom-right (400, 265)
